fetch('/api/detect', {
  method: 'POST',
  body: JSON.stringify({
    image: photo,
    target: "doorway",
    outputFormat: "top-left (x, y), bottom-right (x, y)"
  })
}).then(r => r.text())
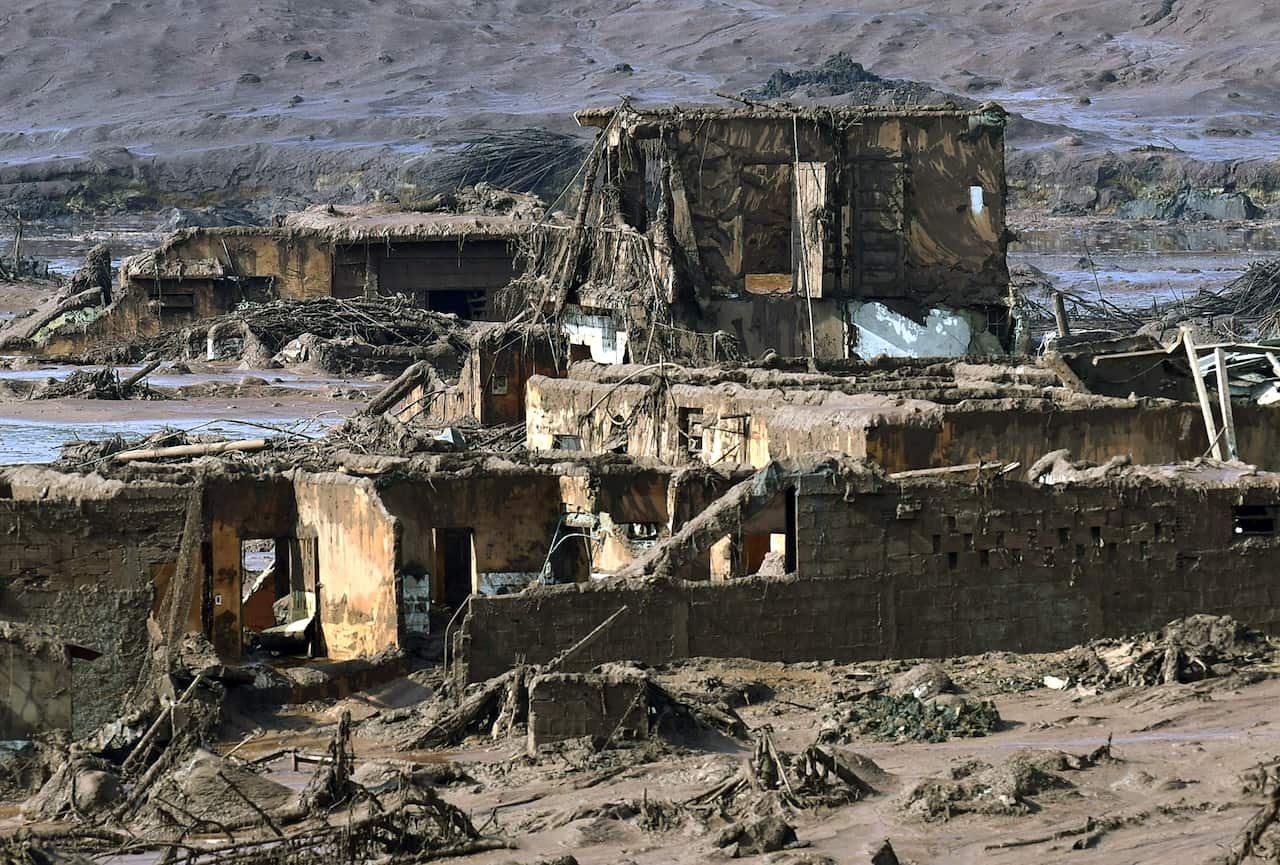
top-left (433, 528), bottom-right (475, 608)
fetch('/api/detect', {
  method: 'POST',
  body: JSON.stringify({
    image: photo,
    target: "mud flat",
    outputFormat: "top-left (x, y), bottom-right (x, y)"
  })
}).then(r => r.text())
top-left (1010, 215), bottom-right (1280, 306)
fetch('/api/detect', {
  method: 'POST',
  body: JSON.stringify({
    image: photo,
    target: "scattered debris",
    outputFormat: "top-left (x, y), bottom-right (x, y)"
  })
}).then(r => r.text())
top-left (1066, 615), bottom-right (1276, 689)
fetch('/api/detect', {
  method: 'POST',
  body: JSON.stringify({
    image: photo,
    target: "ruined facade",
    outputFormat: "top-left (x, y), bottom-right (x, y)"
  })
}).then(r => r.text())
top-left (455, 457), bottom-right (1280, 682)
top-left (522, 103), bottom-right (1013, 366)
top-left (524, 359), bottom-right (1280, 472)
top-left (0, 456), bottom-right (736, 730)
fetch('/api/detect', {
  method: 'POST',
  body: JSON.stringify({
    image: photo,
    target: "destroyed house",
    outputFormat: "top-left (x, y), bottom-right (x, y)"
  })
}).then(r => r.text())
top-left (0, 457), bottom-right (735, 732)
top-left (528, 102), bottom-right (1013, 364)
top-left (525, 358), bottom-right (1280, 473)
top-left (38, 197), bottom-right (537, 355)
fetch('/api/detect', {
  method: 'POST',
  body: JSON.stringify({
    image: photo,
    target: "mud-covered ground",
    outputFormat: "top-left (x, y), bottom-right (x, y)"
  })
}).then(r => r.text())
top-left (149, 645), bottom-right (1280, 865)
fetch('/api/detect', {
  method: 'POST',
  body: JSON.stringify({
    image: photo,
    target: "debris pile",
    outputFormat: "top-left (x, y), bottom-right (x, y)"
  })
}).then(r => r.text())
top-left (34, 365), bottom-right (164, 401)
top-left (692, 730), bottom-right (879, 814)
top-left (816, 663), bottom-right (1000, 744)
top-left (119, 296), bottom-right (472, 375)
top-left (1060, 614), bottom-right (1276, 690)
top-left (823, 693), bottom-right (1002, 744)
top-left (383, 660), bottom-right (747, 753)
top-left (901, 743), bottom-right (1117, 822)
top-left (1028, 258), bottom-right (1280, 342)
top-left (410, 182), bottom-right (547, 221)
top-left (16, 706), bottom-right (504, 864)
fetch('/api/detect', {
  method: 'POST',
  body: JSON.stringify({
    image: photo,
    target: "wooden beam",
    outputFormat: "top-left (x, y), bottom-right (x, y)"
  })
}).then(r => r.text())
top-left (1090, 348), bottom-right (1176, 364)
top-left (1182, 329), bottom-right (1224, 460)
top-left (115, 438), bottom-right (268, 462)
top-left (889, 461), bottom-right (1006, 479)
top-left (1051, 292), bottom-right (1071, 338)
top-left (1215, 347), bottom-right (1240, 461)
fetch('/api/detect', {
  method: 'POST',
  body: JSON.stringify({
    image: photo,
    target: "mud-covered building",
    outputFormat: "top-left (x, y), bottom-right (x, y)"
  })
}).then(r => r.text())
top-left (0, 456), bottom-right (737, 732)
top-left (520, 102), bottom-right (1014, 364)
top-left (27, 189), bottom-right (542, 356)
top-left (523, 357), bottom-right (1280, 472)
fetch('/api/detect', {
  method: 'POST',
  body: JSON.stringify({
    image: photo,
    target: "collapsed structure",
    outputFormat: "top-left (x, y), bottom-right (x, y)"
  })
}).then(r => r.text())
top-left (4, 99), bottom-right (1280, 756)
top-left (513, 102), bottom-right (1014, 364)
top-left (1, 186), bottom-right (541, 357)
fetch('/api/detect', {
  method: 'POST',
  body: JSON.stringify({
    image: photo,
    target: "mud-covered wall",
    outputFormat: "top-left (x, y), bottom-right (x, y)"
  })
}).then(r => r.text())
top-left (863, 401), bottom-right (1280, 473)
top-left (430, 337), bottom-right (565, 427)
top-left (135, 229), bottom-right (333, 300)
top-left (45, 229), bottom-right (333, 355)
top-left (457, 468), bottom-right (1280, 682)
top-left (293, 474), bottom-right (400, 660)
top-left (377, 463), bottom-right (681, 602)
top-left (651, 111), bottom-right (1007, 307)
top-left (527, 374), bottom-right (1280, 473)
top-left (0, 469), bottom-right (187, 734)
top-left (378, 472), bottom-right (563, 603)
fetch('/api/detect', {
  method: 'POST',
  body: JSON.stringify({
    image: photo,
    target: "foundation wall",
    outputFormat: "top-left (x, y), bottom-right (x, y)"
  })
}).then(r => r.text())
top-left (457, 471), bottom-right (1280, 682)
top-left (0, 471), bottom-right (187, 734)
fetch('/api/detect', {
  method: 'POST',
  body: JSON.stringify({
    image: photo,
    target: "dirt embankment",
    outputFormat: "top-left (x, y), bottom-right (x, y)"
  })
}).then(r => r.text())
top-left (1, 0), bottom-right (1277, 217)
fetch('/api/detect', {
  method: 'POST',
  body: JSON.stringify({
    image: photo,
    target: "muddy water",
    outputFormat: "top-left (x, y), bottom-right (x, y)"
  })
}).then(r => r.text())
top-left (0, 361), bottom-right (376, 464)
top-left (7, 214), bottom-right (163, 276)
top-left (0, 361), bottom-right (383, 392)
top-left (1009, 218), bottom-right (1280, 307)
top-left (0, 414), bottom-right (341, 465)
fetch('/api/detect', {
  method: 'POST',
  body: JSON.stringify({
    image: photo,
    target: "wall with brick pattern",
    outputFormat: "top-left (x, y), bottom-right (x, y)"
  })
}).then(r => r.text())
top-left (457, 467), bottom-right (1280, 683)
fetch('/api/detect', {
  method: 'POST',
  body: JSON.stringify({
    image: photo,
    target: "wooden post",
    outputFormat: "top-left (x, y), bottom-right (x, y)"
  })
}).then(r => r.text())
top-left (1215, 347), bottom-right (1240, 461)
top-left (1051, 292), bottom-right (1071, 338)
top-left (1182, 329), bottom-right (1224, 460)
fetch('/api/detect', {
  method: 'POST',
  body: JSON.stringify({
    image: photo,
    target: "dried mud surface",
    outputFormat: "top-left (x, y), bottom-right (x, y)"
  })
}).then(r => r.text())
top-left (212, 650), bottom-right (1280, 865)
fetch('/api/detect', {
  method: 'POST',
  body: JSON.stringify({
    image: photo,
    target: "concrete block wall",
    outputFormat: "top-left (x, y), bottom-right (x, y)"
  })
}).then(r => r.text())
top-left (458, 474), bottom-right (1280, 683)
top-left (526, 672), bottom-right (648, 750)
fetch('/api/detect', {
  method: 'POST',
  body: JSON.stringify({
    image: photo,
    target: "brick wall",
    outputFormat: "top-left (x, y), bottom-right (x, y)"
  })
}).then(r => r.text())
top-left (457, 468), bottom-right (1280, 682)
